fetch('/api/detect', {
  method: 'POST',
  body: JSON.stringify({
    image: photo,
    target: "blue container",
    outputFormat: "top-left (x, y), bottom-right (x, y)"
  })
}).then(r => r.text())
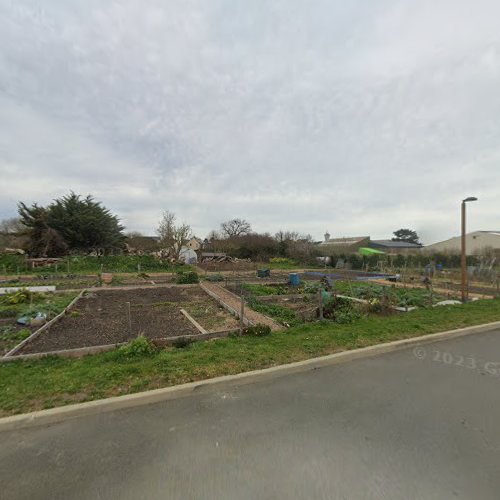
top-left (289, 273), bottom-right (300, 286)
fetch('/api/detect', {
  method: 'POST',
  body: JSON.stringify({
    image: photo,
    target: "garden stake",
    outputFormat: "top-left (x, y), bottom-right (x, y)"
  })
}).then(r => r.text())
top-left (126, 301), bottom-right (132, 335)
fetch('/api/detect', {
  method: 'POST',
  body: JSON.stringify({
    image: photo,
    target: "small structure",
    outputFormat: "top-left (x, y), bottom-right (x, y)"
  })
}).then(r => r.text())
top-left (179, 247), bottom-right (198, 264)
top-left (186, 237), bottom-right (203, 251)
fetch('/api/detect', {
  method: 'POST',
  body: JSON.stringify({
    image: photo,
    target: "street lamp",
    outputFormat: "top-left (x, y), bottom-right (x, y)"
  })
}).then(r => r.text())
top-left (461, 196), bottom-right (478, 302)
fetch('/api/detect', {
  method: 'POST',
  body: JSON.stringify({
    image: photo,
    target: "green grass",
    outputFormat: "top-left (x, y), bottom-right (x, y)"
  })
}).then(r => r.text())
top-left (246, 296), bottom-right (301, 326)
top-left (0, 327), bottom-right (31, 355)
top-left (332, 280), bottom-right (457, 307)
top-left (0, 291), bottom-right (77, 320)
top-left (0, 254), bottom-right (191, 275)
top-left (1, 298), bottom-right (499, 416)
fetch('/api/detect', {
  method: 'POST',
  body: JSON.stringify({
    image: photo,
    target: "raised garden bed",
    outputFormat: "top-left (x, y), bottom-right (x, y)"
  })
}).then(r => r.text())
top-left (15, 286), bottom-right (239, 355)
top-left (0, 290), bottom-right (79, 355)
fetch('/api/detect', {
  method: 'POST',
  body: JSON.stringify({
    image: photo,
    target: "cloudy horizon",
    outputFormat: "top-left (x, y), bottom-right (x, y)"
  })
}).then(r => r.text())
top-left (1, 0), bottom-right (499, 245)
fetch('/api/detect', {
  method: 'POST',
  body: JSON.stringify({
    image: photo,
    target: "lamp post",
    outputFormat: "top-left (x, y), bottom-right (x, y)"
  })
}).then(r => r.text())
top-left (461, 196), bottom-right (478, 302)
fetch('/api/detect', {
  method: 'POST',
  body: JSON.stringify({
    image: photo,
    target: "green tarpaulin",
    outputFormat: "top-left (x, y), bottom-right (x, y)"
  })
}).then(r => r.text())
top-left (358, 247), bottom-right (386, 256)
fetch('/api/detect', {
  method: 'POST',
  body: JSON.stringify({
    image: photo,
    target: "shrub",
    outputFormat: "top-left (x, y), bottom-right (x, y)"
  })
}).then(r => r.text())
top-left (242, 324), bottom-right (272, 337)
top-left (176, 271), bottom-right (199, 284)
top-left (118, 335), bottom-right (156, 357)
top-left (172, 336), bottom-right (193, 348)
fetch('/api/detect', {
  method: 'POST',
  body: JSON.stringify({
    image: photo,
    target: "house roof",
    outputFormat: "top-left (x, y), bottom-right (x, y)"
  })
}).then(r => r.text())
top-left (370, 239), bottom-right (422, 248)
top-left (320, 236), bottom-right (369, 246)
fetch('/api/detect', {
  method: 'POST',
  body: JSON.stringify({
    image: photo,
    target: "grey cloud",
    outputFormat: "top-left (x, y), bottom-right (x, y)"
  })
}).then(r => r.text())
top-left (0, 0), bottom-right (499, 243)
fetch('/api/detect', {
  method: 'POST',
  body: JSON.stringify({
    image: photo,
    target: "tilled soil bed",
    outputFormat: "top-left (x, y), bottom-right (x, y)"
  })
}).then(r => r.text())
top-left (18, 286), bottom-right (238, 354)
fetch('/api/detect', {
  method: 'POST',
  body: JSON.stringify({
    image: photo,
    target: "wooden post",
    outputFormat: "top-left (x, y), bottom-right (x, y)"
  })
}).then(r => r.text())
top-left (126, 302), bottom-right (132, 335)
top-left (239, 295), bottom-right (245, 334)
top-left (318, 289), bottom-right (323, 320)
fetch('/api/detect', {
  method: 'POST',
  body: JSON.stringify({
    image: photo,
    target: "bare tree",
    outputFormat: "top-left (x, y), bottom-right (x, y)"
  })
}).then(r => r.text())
top-left (220, 218), bottom-right (252, 238)
top-left (125, 231), bottom-right (144, 238)
top-left (156, 211), bottom-right (192, 260)
top-left (0, 217), bottom-right (23, 235)
top-left (206, 229), bottom-right (221, 242)
top-left (275, 230), bottom-right (300, 242)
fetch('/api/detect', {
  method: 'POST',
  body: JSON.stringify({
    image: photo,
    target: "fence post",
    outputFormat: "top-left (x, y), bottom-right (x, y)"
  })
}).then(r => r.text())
top-left (240, 295), bottom-right (245, 334)
top-left (126, 301), bottom-right (132, 335)
top-left (318, 289), bottom-right (323, 320)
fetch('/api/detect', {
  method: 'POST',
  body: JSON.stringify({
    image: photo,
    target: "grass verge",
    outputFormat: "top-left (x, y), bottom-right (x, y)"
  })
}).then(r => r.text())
top-left (0, 299), bottom-right (499, 416)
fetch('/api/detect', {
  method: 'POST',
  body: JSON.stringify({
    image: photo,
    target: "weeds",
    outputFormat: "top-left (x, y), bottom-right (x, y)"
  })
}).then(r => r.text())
top-left (247, 297), bottom-right (300, 326)
top-left (117, 335), bottom-right (156, 358)
top-left (172, 336), bottom-right (193, 348)
top-left (242, 324), bottom-right (272, 337)
top-left (176, 271), bottom-right (199, 284)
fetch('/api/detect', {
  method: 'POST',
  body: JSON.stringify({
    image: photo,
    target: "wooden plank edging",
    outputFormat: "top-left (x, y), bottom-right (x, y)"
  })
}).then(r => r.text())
top-left (199, 283), bottom-right (253, 327)
top-left (0, 329), bottom-right (239, 362)
top-left (180, 308), bottom-right (207, 334)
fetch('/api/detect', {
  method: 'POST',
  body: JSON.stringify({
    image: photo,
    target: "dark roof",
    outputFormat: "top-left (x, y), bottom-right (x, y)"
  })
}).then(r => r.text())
top-left (370, 240), bottom-right (422, 249)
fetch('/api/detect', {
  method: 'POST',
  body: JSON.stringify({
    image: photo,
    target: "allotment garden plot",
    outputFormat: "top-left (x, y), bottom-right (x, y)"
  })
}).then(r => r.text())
top-left (0, 289), bottom-right (77, 356)
top-left (229, 279), bottom-right (462, 327)
top-left (17, 286), bottom-right (239, 355)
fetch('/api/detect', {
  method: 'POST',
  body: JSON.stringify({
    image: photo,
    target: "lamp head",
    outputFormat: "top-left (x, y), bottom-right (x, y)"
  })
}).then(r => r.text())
top-left (463, 197), bottom-right (478, 203)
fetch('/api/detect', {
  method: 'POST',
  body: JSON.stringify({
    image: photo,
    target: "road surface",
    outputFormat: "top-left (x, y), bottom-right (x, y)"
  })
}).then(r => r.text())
top-left (2, 329), bottom-right (500, 499)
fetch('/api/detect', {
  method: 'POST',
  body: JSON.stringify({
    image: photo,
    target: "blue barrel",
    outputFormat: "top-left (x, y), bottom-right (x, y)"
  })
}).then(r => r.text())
top-left (289, 273), bottom-right (300, 286)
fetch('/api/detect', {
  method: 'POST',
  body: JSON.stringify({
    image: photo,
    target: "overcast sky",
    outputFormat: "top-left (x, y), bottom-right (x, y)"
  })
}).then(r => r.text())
top-left (1, 0), bottom-right (499, 244)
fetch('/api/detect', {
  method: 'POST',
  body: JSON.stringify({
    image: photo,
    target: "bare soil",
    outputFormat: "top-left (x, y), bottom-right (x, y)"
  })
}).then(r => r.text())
top-left (18, 286), bottom-right (239, 354)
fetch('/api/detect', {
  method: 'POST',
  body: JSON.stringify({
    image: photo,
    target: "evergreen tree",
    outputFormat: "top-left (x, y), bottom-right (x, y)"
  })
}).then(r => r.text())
top-left (18, 193), bottom-right (125, 256)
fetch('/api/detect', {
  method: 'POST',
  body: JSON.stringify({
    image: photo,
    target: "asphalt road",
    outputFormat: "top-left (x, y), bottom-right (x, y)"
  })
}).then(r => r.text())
top-left (2, 329), bottom-right (500, 500)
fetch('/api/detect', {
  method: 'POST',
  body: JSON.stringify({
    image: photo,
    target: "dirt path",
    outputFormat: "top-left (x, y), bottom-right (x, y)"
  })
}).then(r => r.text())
top-left (200, 282), bottom-right (281, 331)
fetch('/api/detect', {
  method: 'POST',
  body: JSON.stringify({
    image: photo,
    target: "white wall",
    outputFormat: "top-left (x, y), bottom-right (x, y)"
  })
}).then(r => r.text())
top-left (425, 232), bottom-right (500, 255)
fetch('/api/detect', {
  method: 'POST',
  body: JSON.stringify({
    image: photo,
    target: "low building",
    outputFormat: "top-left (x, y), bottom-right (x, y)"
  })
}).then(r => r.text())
top-left (424, 231), bottom-right (500, 256)
top-left (186, 237), bottom-right (203, 251)
top-left (318, 232), bottom-right (370, 255)
top-left (369, 240), bottom-right (422, 255)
